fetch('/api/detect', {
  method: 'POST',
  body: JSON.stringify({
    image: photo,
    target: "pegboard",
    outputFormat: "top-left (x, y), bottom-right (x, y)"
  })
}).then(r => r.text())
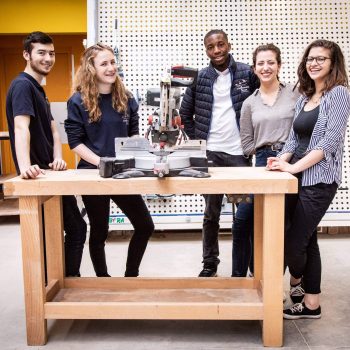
top-left (94, 0), bottom-right (350, 229)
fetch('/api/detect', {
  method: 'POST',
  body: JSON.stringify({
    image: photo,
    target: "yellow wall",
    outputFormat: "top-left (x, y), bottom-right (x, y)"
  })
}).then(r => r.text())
top-left (0, 0), bottom-right (86, 34)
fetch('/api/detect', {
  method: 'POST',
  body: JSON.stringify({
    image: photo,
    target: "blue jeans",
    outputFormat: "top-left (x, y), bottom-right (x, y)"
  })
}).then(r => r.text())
top-left (254, 148), bottom-right (277, 167)
top-left (202, 151), bottom-right (251, 267)
top-left (231, 148), bottom-right (277, 276)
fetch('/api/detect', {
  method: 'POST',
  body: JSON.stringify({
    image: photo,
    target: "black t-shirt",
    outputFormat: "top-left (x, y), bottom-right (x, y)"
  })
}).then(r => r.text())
top-left (293, 105), bottom-right (319, 159)
top-left (6, 72), bottom-right (54, 173)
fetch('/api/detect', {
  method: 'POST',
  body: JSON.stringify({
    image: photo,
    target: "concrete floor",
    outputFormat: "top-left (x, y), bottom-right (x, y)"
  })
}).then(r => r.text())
top-left (1, 216), bottom-right (350, 349)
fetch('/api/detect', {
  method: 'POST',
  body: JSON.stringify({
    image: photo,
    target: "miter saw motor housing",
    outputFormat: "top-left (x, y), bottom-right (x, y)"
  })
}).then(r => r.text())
top-left (99, 66), bottom-right (211, 179)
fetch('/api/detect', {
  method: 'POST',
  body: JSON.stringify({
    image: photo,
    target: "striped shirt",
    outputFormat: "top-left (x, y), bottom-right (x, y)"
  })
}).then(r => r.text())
top-left (279, 85), bottom-right (350, 186)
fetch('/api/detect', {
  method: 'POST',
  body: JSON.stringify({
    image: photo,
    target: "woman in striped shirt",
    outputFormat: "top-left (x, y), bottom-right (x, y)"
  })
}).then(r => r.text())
top-left (267, 39), bottom-right (350, 319)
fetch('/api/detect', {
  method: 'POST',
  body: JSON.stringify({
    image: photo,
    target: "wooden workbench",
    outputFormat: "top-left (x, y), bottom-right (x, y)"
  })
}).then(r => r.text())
top-left (4, 167), bottom-right (297, 347)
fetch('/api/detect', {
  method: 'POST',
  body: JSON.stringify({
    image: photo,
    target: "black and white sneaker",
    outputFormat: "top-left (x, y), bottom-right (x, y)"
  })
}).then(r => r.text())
top-left (290, 282), bottom-right (305, 304)
top-left (283, 302), bottom-right (321, 320)
top-left (198, 264), bottom-right (217, 277)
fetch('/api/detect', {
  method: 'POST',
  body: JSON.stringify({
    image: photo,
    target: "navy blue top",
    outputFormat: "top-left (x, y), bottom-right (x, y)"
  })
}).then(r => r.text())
top-left (179, 54), bottom-right (259, 140)
top-left (65, 92), bottom-right (139, 169)
top-left (6, 72), bottom-right (54, 173)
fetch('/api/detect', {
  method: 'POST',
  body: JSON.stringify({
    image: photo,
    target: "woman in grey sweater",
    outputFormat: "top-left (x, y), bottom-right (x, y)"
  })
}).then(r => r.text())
top-left (240, 44), bottom-right (299, 165)
top-left (232, 43), bottom-right (299, 280)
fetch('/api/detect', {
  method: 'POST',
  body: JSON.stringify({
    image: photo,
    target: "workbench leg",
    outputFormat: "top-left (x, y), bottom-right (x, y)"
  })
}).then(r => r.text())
top-left (44, 196), bottom-right (65, 288)
top-left (262, 194), bottom-right (284, 347)
top-left (19, 196), bottom-right (47, 345)
top-left (254, 194), bottom-right (263, 283)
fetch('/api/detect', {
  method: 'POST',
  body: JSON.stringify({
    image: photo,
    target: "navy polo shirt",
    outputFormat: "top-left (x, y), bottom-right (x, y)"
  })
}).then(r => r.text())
top-left (6, 72), bottom-right (54, 173)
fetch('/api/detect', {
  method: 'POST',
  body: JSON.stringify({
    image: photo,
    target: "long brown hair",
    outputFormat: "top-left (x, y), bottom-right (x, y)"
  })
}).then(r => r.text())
top-left (73, 43), bottom-right (129, 122)
top-left (297, 39), bottom-right (349, 98)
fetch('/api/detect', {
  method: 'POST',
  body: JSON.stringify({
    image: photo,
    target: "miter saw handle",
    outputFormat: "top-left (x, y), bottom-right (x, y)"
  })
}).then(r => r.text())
top-left (170, 66), bottom-right (198, 87)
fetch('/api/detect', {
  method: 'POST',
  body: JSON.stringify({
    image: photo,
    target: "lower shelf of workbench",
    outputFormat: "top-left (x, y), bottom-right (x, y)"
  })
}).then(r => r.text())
top-left (0, 197), bottom-right (19, 216)
top-left (44, 277), bottom-right (263, 320)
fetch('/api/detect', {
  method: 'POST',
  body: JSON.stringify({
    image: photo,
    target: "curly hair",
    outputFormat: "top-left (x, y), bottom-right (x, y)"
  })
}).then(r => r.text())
top-left (73, 43), bottom-right (129, 123)
top-left (297, 39), bottom-right (349, 98)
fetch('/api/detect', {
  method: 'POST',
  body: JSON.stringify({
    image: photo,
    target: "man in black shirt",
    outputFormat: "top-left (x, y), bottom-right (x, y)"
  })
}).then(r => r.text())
top-left (6, 31), bottom-right (86, 276)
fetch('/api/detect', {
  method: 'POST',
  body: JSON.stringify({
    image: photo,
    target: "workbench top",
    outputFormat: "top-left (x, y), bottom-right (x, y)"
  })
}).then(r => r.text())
top-left (4, 167), bottom-right (297, 196)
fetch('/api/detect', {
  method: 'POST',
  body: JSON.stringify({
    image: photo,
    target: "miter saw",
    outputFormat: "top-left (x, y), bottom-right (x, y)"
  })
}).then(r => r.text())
top-left (99, 66), bottom-right (210, 179)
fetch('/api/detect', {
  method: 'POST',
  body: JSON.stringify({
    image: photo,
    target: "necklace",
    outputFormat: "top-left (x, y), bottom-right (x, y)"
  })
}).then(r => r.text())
top-left (260, 85), bottom-right (280, 106)
top-left (310, 93), bottom-right (322, 104)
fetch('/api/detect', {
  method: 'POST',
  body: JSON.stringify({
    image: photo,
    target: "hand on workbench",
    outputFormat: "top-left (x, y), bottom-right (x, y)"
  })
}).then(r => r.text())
top-left (20, 165), bottom-right (46, 179)
top-left (266, 157), bottom-right (295, 173)
top-left (49, 158), bottom-right (67, 171)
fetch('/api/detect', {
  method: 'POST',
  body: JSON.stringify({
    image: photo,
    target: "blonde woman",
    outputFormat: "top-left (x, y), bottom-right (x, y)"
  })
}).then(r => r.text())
top-left (65, 43), bottom-right (154, 277)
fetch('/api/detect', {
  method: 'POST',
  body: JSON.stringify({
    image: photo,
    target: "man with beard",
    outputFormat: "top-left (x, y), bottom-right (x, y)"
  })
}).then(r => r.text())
top-left (6, 31), bottom-right (87, 277)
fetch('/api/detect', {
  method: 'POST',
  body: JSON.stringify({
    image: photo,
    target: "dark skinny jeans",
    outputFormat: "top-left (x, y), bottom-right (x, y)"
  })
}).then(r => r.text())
top-left (82, 195), bottom-right (154, 277)
top-left (63, 195), bottom-right (87, 277)
top-left (202, 150), bottom-right (251, 269)
top-left (231, 148), bottom-right (277, 277)
top-left (285, 178), bottom-right (337, 294)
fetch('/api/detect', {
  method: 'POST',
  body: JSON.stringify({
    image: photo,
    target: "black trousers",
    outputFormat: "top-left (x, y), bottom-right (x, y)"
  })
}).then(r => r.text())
top-left (82, 195), bottom-right (154, 277)
top-left (63, 195), bottom-right (87, 277)
top-left (202, 150), bottom-right (252, 267)
top-left (285, 180), bottom-right (337, 294)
